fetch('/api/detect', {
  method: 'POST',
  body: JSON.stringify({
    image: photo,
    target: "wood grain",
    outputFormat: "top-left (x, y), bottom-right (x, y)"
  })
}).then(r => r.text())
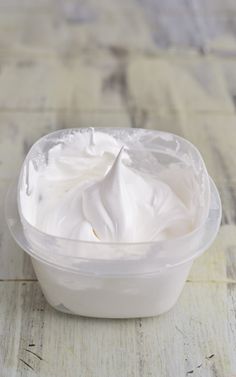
top-left (0, 0), bottom-right (236, 376)
top-left (0, 0), bottom-right (236, 53)
top-left (0, 281), bottom-right (233, 377)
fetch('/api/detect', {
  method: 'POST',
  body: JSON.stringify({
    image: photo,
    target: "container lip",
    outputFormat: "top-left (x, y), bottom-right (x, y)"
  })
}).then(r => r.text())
top-left (17, 127), bottom-right (211, 248)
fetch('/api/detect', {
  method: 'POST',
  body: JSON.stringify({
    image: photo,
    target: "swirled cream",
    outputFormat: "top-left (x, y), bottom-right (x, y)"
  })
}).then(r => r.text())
top-left (20, 129), bottom-right (206, 243)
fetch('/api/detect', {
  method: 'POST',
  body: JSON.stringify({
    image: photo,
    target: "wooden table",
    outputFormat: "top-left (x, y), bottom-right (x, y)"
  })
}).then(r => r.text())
top-left (0, 1), bottom-right (236, 376)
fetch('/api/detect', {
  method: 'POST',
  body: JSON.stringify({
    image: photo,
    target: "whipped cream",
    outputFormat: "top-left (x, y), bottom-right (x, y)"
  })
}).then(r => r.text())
top-left (20, 129), bottom-right (206, 243)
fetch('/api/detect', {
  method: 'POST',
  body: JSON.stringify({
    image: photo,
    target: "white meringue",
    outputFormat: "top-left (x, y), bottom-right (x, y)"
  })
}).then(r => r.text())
top-left (20, 129), bottom-right (205, 242)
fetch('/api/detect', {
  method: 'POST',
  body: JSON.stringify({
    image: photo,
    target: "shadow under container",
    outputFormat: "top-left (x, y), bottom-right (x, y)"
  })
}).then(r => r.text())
top-left (6, 128), bottom-right (222, 318)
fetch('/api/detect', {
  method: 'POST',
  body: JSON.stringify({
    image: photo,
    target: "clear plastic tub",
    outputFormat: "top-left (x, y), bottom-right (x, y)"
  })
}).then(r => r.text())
top-left (5, 128), bottom-right (222, 318)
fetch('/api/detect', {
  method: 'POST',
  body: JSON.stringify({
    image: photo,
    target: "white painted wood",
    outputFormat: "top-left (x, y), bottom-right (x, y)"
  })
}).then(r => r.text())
top-left (0, 0), bottom-right (235, 376)
top-left (0, 179), bottom-right (35, 280)
top-left (0, 0), bottom-right (235, 53)
top-left (0, 281), bottom-right (234, 377)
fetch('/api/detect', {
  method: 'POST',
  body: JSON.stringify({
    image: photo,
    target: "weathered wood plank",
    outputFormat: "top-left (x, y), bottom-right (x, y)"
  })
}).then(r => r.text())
top-left (0, 7), bottom-right (153, 54)
top-left (0, 0), bottom-right (236, 56)
top-left (127, 55), bottom-right (235, 114)
top-left (0, 179), bottom-right (35, 280)
top-left (227, 283), bottom-right (236, 375)
top-left (0, 55), bottom-right (236, 115)
top-left (0, 280), bottom-right (233, 377)
top-left (181, 115), bottom-right (236, 185)
top-left (0, 54), bottom-right (129, 112)
top-left (0, 282), bottom-right (23, 376)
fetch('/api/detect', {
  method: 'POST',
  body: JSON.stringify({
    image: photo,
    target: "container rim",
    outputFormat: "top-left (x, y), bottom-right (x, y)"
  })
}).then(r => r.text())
top-left (5, 177), bottom-right (222, 276)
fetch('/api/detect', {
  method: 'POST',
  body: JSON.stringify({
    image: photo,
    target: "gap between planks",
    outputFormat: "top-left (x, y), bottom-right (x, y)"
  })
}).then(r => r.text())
top-left (0, 279), bottom-right (37, 282)
top-left (0, 279), bottom-right (236, 283)
top-left (0, 108), bottom-right (235, 115)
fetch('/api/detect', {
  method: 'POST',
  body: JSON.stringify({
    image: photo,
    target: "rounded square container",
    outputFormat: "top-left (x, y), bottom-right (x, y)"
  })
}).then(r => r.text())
top-left (5, 128), bottom-right (222, 318)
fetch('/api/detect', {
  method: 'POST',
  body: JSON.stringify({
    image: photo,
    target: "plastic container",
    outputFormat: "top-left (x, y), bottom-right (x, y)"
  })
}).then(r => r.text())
top-left (5, 128), bottom-right (222, 318)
